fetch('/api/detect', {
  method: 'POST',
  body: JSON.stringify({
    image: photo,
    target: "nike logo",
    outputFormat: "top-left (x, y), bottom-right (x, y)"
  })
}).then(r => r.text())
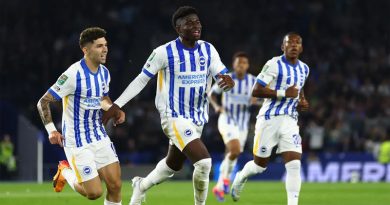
top-left (178, 61), bottom-right (185, 65)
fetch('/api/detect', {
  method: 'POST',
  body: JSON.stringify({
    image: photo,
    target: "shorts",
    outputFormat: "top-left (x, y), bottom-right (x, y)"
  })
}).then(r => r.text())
top-left (161, 115), bottom-right (204, 151)
top-left (64, 139), bottom-right (119, 183)
top-left (252, 115), bottom-right (302, 158)
top-left (218, 113), bottom-right (248, 151)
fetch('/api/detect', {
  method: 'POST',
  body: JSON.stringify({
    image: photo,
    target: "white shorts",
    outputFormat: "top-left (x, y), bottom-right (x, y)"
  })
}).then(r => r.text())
top-left (161, 115), bottom-right (204, 151)
top-left (252, 115), bottom-right (302, 158)
top-left (218, 113), bottom-right (248, 151)
top-left (64, 139), bottom-right (119, 183)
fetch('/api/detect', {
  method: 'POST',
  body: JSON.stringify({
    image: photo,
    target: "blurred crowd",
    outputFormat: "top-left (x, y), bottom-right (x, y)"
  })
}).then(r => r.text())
top-left (1, 0), bottom-right (389, 163)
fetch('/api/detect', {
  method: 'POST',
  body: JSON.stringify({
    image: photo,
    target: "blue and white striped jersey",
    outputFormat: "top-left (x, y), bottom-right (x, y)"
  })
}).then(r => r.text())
top-left (211, 72), bottom-right (256, 130)
top-left (256, 55), bottom-right (309, 120)
top-left (141, 38), bottom-right (228, 126)
top-left (48, 58), bottom-right (110, 147)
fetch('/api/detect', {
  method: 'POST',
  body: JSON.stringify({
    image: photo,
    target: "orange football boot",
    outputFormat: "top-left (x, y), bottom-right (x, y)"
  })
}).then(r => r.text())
top-left (53, 160), bottom-right (70, 192)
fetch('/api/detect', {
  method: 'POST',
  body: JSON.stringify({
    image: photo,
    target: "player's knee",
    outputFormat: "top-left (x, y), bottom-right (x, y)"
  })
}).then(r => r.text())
top-left (285, 160), bottom-right (301, 172)
top-left (107, 180), bottom-right (122, 193)
top-left (193, 158), bottom-right (212, 174)
top-left (86, 190), bottom-right (103, 200)
top-left (229, 148), bottom-right (241, 160)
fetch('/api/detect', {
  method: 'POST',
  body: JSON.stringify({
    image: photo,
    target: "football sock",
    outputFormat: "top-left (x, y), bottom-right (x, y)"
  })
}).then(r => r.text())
top-left (140, 157), bottom-right (175, 192)
top-left (216, 155), bottom-right (237, 190)
top-left (193, 158), bottom-right (212, 205)
top-left (104, 198), bottom-right (122, 205)
top-left (62, 168), bottom-right (77, 191)
top-left (237, 160), bottom-right (266, 182)
top-left (285, 160), bottom-right (301, 205)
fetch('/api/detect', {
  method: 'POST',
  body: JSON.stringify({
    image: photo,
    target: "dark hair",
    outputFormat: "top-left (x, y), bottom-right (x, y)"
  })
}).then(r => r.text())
top-left (232, 51), bottom-right (249, 62)
top-left (283, 31), bottom-right (301, 41)
top-left (172, 6), bottom-right (198, 28)
top-left (79, 27), bottom-right (107, 48)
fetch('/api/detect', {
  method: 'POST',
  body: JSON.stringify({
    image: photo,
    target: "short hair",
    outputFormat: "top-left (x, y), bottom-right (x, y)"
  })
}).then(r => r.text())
top-left (79, 27), bottom-right (107, 48)
top-left (283, 31), bottom-right (302, 41)
top-left (232, 51), bottom-right (249, 62)
top-left (172, 6), bottom-right (198, 28)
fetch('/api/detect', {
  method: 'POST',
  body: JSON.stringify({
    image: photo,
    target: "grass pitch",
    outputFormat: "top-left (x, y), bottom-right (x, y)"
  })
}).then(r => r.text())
top-left (0, 181), bottom-right (389, 205)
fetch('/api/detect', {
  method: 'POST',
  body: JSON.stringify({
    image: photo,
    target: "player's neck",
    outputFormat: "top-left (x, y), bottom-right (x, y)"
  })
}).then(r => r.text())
top-left (285, 56), bottom-right (298, 65)
top-left (179, 37), bottom-right (197, 49)
top-left (235, 72), bottom-right (245, 80)
top-left (84, 57), bottom-right (99, 73)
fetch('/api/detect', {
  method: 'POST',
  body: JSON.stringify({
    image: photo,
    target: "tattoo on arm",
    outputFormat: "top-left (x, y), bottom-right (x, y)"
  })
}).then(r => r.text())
top-left (37, 92), bottom-right (59, 125)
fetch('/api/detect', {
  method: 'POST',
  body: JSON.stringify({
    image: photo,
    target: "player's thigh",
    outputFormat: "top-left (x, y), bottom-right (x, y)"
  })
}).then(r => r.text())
top-left (95, 142), bottom-right (121, 190)
top-left (98, 161), bottom-right (121, 192)
top-left (277, 117), bottom-right (302, 156)
top-left (252, 118), bottom-right (279, 158)
top-left (81, 176), bottom-right (103, 197)
top-left (64, 146), bottom-right (99, 184)
top-left (182, 138), bottom-right (210, 164)
top-left (218, 113), bottom-right (240, 144)
top-left (166, 144), bottom-right (187, 171)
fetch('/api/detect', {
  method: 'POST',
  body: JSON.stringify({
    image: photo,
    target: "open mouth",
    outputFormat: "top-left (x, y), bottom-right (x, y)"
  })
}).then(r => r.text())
top-left (192, 30), bottom-right (201, 36)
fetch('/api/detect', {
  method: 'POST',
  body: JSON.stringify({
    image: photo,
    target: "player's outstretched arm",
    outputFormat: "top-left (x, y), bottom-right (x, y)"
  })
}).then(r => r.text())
top-left (252, 83), bottom-right (298, 99)
top-left (101, 96), bottom-right (125, 126)
top-left (37, 92), bottom-right (64, 147)
top-left (102, 72), bottom-right (151, 124)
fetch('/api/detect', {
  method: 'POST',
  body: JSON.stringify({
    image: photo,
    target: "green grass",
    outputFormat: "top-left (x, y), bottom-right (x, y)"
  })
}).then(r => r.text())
top-left (0, 181), bottom-right (389, 205)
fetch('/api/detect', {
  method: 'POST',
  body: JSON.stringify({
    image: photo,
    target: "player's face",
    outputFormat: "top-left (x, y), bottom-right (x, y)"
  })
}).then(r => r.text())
top-left (282, 35), bottom-right (303, 59)
top-left (233, 57), bottom-right (249, 75)
top-left (85, 37), bottom-right (108, 64)
top-left (176, 14), bottom-right (202, 41)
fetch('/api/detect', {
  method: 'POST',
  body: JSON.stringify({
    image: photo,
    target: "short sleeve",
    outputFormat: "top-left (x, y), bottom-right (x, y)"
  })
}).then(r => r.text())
top-left (141, 46), bottom-right (168, 78)
top-left (256, 60), bottom-right (278, 87)
top-left (208, 43), bottom-right (228, 79)
top-left (210, 83), bottom-right (223, 94)
top-left (48, 68), bottom-right (76, 100)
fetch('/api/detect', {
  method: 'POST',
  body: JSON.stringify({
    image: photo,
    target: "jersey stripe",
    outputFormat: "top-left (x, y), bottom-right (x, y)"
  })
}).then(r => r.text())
top-left (189, 51), bottom-right (196, 72)
top-left (205, 43), bottom-right (211, 67)
top-left (197, 86), bottom-right (204, 123)
top-left (265, 60), bottom-right (283, 120)
top-left (179, 87), bottom-right (185, 116)
top-left (74, 71), bottom-right (82, 147)
top-left (177, 41), bottom-right (186, 72)
top-left (166, 44), bottom-right (177, 117)
top-left (189, 87), bottom-right (196, 122)
top-left (91, 110), bottom-right (101, 141)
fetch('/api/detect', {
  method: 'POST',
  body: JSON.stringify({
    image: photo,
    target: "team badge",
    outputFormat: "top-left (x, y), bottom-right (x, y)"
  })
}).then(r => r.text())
top-left (83, 166), bottom-right (92, 175)
top-left (184, 129), bottom-right (193, 137)
top-left (198, 56), bottom-right (206, 66)
top-left (261, 146), bottom-right (267, 153)
top-left (56, 74), bottom-right (68, 85)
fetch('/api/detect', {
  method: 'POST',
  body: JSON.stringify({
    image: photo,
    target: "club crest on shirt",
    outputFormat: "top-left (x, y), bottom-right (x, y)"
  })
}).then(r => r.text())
top-left (198, 56), bottom-right (206, 66)
top-left (56, 74), bottom-right (68, 85)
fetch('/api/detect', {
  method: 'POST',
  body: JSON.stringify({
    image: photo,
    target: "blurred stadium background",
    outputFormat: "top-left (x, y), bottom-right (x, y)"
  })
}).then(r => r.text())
top-left (0, 0), bottom-right (390, 204)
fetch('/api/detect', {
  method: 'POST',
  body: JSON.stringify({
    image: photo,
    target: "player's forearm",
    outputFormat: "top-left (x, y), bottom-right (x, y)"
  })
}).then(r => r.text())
top-left (37, 92), bottom-right (57, 125)
top-left (114, 72), bottom-right (150, 108)
top-left (37, 92), bottom-right (58, 133)
top-left (252, 85), bottom-right (277, 98)
top-left (101, 96), bottom-right (113, 111)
